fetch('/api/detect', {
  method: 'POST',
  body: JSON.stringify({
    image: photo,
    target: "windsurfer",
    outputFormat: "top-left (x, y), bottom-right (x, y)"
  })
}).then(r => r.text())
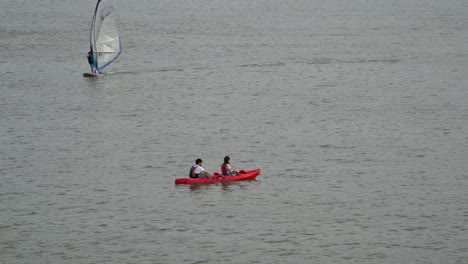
top-left (87, 51), bottom-right (99, 74)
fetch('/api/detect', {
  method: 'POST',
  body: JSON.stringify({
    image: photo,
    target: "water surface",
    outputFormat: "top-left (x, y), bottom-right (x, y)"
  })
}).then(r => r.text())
top-left (1, 0), bottom-right (467, 263)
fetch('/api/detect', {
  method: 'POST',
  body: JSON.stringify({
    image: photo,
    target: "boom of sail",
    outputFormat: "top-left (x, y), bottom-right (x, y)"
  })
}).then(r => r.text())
top-left (89, 0), bottom-right (122, 72)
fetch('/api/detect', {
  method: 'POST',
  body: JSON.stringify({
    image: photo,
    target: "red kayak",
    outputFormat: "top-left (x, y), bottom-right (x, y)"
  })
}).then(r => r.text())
top-left (175, 169), bottom-right (260, 185)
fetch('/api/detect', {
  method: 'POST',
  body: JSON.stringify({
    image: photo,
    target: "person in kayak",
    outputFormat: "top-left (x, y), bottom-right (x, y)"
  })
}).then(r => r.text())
top-left (221, 156), bottom-right (239, 176)
top-left (190, 158), bottom-right (213, 179)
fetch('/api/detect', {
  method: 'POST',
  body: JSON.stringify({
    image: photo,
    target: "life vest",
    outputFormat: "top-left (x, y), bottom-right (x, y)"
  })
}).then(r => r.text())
top-left (189, 165), bottom-right (198, 178)
top-left (221, 164), bottom-right (228, 176)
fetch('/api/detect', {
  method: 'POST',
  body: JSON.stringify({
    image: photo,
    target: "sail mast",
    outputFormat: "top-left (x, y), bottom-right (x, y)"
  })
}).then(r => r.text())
top-left (90, 0), bottom-right (102, 69)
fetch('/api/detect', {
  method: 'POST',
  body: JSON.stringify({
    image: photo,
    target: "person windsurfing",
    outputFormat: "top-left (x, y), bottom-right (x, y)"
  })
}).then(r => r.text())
top-left (87, 51), bottom-right (99, 74)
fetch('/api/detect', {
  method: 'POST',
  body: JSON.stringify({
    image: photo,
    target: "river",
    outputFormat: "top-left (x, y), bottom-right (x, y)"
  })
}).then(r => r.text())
top-left (1, 0), bottom-right (467, 263)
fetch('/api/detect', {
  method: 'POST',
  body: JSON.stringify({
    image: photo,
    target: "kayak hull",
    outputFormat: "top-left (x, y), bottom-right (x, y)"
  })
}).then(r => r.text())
top-left (175, 169), bottom-right (260, 185)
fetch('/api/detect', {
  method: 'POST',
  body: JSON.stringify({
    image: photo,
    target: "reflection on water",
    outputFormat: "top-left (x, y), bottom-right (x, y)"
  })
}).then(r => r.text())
top-left (175, 180), bottom-right (261, 192)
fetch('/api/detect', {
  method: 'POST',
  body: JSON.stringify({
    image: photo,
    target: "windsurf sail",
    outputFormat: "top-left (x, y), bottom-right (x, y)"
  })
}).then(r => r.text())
top-left (89, 0), bottom-right (122, 72)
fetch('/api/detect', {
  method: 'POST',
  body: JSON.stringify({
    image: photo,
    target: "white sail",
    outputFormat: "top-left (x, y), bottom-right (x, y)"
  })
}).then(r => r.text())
top-left (90, 0), bottom-right (122, 72)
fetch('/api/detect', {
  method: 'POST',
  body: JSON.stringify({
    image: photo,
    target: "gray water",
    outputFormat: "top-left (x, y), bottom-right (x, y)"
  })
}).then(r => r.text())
top-left (1, 0), bottom-right (467, 263)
